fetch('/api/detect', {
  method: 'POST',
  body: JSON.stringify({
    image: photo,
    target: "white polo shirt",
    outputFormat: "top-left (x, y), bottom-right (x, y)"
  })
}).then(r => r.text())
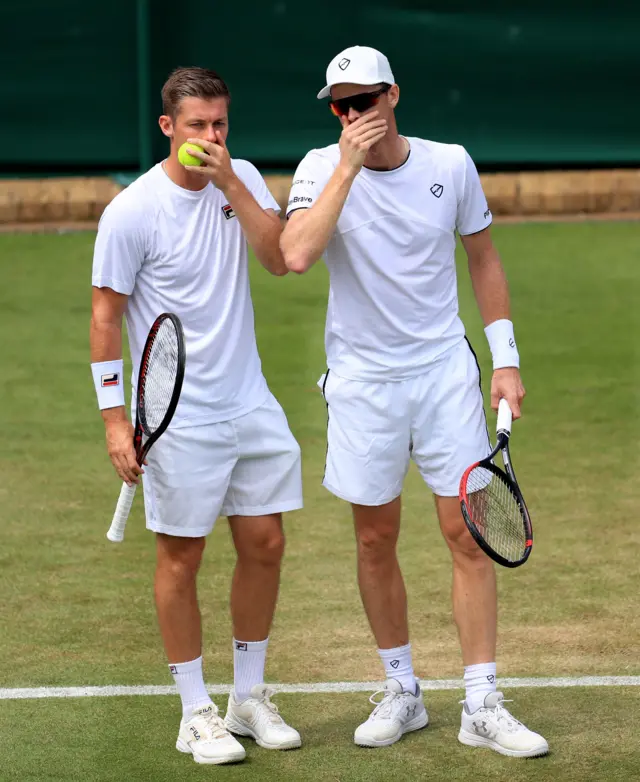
top-left (92, 160), bottom-right (279, 426)
top-left (287, 138), bottom-right (492, 381)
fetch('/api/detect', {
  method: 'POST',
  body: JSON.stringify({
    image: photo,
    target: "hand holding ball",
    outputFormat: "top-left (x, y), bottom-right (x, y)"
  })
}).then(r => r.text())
top-left (178, 142), bottom-right (204, 167)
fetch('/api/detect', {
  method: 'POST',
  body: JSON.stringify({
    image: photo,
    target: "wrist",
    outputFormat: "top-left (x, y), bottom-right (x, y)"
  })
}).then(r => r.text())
top-left (484, 319), bottom-right (520, 369)
top-left (102, 406), bottom-right (128, 424)
top-left (220, 172), bottom-right (241, 198)
top-left (91, 359), bottom-right (125, 410)
top-left (336, 161), bottom-right (359, 182)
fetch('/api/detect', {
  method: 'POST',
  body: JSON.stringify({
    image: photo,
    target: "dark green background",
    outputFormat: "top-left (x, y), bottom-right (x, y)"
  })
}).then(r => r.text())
top-left (2, 1), bottom-right (638, 173)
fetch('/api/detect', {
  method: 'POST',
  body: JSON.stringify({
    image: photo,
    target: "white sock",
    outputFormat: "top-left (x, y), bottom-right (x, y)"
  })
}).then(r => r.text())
top-left (378, 643), bottom-right (418, 694)
top-left (169, 656), bottom-right (213, 720)
top-left (464, 662), bottom-right (497, 713)
top-left (233, 637), bottom-right (269, 702)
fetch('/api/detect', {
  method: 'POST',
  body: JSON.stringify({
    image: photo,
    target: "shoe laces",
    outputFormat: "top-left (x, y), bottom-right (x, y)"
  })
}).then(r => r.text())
top-left (196, 706), bottom-right (230, 740)
top-left (252, 688), bottom-right (285, 725)
top-left (492, 700), bottom-right (525, 733)
top-left (368, 687), bottom-right (408, 719)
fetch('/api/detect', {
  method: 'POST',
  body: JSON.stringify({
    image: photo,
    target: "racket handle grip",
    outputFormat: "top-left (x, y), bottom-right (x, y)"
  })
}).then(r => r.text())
top-left (497, 398), bottom-right (513, 437)
top-left (107, 482), bottom-right (138, 543)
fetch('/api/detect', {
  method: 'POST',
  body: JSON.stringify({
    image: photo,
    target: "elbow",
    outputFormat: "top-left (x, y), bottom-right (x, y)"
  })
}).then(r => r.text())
top-left (270, 264), bottom-right (289, 277)
top-left (282, 251), bottom-right (313, 275)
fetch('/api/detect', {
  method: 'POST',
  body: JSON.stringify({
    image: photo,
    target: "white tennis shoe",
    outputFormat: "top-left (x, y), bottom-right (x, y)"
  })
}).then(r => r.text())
top-left (176, 703), bottom-right (246, 765)
top-left (354, 678), bottom-right (429, 747)
top-left (458, 691), bottom-right (549, 757)
top-left (224, 685), bottom-right (302, 750)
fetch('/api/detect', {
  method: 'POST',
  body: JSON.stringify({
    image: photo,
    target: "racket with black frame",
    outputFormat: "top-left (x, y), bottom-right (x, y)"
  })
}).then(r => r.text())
top-left (106, 313), bottom-right (186, 543)
top-left (459, 398), bottom-right (533, 568)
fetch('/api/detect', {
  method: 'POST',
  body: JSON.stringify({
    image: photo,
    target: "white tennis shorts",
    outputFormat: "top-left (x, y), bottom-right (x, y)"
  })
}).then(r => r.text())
top-left (142, 392), bottom-right (303, 537)
top-left (319, 339), bottom-right (491, 504)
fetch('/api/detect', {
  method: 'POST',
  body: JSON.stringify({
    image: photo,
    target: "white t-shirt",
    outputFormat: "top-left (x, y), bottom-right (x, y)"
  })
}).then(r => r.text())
top-left (287, 138), bottom-right (492, 381)
top-left (92, 160), bottom-right (279, 426)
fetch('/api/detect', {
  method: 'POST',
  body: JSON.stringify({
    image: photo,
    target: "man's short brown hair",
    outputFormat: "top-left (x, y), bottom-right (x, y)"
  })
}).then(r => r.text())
top-left (161, 67), bottom-right (231, 118)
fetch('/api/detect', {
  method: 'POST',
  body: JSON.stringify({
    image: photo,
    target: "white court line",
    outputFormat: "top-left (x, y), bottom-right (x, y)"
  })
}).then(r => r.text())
top-left (1, 676), bottom-right (639, 700)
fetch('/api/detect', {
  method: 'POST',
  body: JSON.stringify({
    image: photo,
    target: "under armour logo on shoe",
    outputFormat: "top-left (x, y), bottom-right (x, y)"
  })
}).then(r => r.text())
top-left (390, 660), bottom-right (400, 669)
top-left (473, 719), bottom-right (497, 740)
top-left (487, 675), bottom-right (495, 684)
top-left (406, 704), bottom-right (417, 718)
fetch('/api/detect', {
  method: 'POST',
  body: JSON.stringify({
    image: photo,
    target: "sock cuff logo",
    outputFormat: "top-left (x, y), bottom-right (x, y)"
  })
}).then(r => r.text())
top-left (235, 642), bottom-right (248, 651)
top-left (390, 659), bottom-right (400, 669)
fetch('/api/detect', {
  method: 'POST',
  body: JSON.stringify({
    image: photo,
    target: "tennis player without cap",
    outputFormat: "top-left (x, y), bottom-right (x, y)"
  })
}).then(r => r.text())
top-left (281, 46), bottom-right (549, 757)
top-left (90, 67), bottom-right (302, 765)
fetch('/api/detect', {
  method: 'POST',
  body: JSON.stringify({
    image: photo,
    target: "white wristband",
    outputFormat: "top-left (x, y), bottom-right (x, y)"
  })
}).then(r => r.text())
top-left (91, 360), bottom-right (125, 410)
top-left (484, 319), bottom-right (520, 369)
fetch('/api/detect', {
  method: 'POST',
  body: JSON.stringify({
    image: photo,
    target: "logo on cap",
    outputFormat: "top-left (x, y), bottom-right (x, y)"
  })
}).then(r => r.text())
top-left (338, 58), bottom-right (350, 71)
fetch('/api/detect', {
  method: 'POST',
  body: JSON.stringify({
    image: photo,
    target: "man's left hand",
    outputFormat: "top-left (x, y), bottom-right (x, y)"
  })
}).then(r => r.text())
top-left (184, 132), bottom-right (236, 191)
top-left (490, 367), bottom-right (525, 419)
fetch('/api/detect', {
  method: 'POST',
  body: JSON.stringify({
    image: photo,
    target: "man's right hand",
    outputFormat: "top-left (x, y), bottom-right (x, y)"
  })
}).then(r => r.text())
top-left (338, 111), bottom-right (388, 174)
top-left (103, 410), bottom-right (142, 486)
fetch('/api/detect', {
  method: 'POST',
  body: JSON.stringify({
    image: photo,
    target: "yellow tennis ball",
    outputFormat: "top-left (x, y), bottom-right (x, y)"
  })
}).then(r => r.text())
top-left (178, 142), bottom-right (204, 167)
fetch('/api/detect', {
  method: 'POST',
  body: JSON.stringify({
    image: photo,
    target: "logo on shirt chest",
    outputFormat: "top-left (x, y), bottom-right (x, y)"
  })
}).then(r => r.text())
top-left (222, 204), bottom-right (236, 220)
top-left (430, 183), bottom-right (444, 199)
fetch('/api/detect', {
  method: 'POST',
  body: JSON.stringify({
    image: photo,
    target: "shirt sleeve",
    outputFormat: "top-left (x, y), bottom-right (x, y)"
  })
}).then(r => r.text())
top-left (456, 149), bottom-right (493, 236)
top-left (92, 198), bottom-right (145, 295)
top-left (286, 152), bottom-right (333, 217)
top-left (233, 160), bottom-right (280, 214)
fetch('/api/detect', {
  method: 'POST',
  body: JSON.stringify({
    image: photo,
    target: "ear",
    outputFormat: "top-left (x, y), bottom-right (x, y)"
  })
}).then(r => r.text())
top-left (158, 114), bottom-right (173, 139)
top-left (388, 84), bottom-right (400, 110)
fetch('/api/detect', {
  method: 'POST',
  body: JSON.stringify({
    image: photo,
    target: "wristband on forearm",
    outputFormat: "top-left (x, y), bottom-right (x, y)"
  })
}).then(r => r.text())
top-left (484, 319), bottom-right (520, 369)
top-left (91, 359), bottom-right (125, 410)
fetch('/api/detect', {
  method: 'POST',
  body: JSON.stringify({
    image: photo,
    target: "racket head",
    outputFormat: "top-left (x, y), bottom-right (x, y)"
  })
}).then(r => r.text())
top-left (136, 313), bottom-right (186, 455)
top-left (459, 460), bottom-right (533, 568)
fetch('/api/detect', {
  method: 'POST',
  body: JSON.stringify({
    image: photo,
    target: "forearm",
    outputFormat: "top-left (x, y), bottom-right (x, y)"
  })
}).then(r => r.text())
top-left (467, 248), bottom-right (521, 369)
top-left (90, 311), bottom-right (126, 422)
top-left (223, 177), bottom-right (287, 276)
top-left (468, 247), bottom-right (511, 327)
top-left (281, 164), bottom-right (357, 273)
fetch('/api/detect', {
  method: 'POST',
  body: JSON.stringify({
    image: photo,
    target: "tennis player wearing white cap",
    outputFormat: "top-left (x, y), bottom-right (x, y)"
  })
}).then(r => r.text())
top-left (281, 46), bottom-right (548, 757)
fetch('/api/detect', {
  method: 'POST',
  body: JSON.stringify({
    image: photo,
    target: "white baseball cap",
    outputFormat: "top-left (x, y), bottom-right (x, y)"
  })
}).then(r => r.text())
top-left (317, 46), bottom-right (395, 100)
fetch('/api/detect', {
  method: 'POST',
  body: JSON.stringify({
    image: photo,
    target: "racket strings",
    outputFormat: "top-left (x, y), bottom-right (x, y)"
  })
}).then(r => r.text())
top-left (139, 319), bottom-right (180, 434)
top-left (466, 466), bottom-right (527, 563)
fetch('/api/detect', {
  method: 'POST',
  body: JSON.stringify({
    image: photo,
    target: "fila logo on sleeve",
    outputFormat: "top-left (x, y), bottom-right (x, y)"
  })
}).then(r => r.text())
top-left (222, 204), bottom-right (236, 220)
top-left (101, 373), bottom-right (119, 387)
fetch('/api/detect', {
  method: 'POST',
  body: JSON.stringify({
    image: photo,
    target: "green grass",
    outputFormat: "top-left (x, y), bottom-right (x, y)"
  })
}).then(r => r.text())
top-left (1, 690), bottom-right (639, 781)
top-left (0, 222), bottom-right (638, 780)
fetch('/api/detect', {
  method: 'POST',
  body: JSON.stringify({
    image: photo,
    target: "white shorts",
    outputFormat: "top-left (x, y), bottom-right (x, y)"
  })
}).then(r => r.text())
top-left (142, 392), bottom-right (303, 537)
top-left (319, 339), bottom-right (491, 504)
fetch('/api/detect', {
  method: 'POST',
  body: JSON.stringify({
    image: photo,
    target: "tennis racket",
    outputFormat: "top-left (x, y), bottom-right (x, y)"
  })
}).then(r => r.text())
top-left (106, 313), bottom-right (186, 543)
top-left (459, 398), bottom-right (533, 568)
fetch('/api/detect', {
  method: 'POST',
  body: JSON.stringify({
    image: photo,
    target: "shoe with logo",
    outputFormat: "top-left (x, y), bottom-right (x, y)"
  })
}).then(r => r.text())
top-left (224, 685), bottom-right (302, 750)
top-left (354, 678), bottom-right (428, 747)
top-left (176, 703), bottom-right (246, 764)
top-left (458, 691), bottom-right (549, 757)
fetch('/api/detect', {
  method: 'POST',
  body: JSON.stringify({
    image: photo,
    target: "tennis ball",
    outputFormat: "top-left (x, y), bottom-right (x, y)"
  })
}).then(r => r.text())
top-left (178, 142), bottom-right (204, 167)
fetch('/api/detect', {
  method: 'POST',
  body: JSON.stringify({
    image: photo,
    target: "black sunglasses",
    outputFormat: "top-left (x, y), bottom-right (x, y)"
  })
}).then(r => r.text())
top-left (329, 84), bottom-right (391, 118)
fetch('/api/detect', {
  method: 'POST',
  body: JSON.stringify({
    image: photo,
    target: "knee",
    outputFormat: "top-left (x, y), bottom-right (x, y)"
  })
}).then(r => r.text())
top-left (157, 537), bottom-right (206, 584)
top-left (442, 521), bottom-right (487, 565)
top-left (239, 527), bottom-right (285, 567)
top-left (356, 524), bottom-right (398, 563)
